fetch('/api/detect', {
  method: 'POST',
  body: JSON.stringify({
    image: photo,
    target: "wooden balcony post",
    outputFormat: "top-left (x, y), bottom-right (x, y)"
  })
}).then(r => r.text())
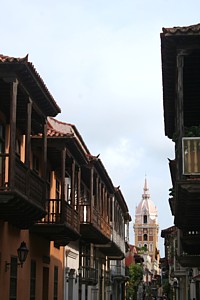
top-left (41, 121), bottom-right (47, 200)
top-left (61, 148), bottom-right (66, 221)
top-left (71, 159), bottom-right (75, 206)
top-left (77, 166), bottom-right (81, 212)
top-left (9, 80), bottom-right (18, 189)
top-left (25, 98), bottom-right (32, 168)
top-left (90, 167), bottom-right (94, 223)
top-left (176, 53), bottom-right (184, 178)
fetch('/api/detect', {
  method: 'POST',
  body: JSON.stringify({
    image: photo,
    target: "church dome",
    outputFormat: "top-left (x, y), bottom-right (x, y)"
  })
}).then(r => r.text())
top-left (135, 178), bottom-right (158, 224)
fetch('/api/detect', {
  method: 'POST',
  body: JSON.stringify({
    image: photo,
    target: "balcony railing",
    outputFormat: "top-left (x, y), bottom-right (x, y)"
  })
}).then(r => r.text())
top-left (0, 153), bottom-right (44, 207)
top-left (110, 264), bottom-right (125, 277)
top-left (39, 199), bottom-right (79, 232)
top-left (80, 266), bottom-right (98, 285)
top-left (112, 228), bottom-right (125, 253)
top-left (79, 202), bottom-right (110, 239)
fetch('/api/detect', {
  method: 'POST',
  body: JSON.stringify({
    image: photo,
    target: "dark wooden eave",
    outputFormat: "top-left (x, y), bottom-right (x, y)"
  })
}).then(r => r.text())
top-left (161, 23), bottom-right (200, 139)
top-left (0, 54), bottom-right (61, 117)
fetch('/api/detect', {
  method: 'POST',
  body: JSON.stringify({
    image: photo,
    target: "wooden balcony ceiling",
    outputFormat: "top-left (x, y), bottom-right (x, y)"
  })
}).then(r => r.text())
top-left (31, 223), bottom-right (80, 246)
top-left (46, 135), bottom-right (88, 166)
top-left (161, 24), bottom-right (200, 139)
top-left (175, 181), bottom-right (200, 229)
top-left (80, 223), bottom-right (110, 244)
top-left (181, 236), bottom-right (200, 255)
top-left (99, 241), bottom-right (125, 259)
top-left (0, 79), bottom-right (43, 134)
top-left (178, 254), bottom-right (200, 267)
top-left (0, 192), bottom-right (46, 229)
top-left (0, 54), bottom-right (60, 118)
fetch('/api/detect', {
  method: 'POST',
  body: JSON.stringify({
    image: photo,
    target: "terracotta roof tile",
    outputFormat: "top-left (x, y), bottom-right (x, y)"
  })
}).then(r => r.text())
top-left (47, 128), bottom-right (73, 138)
top-left (162, 23), bottom-right (200, 35)
top-left (0, 54), bottom-right (28, 63)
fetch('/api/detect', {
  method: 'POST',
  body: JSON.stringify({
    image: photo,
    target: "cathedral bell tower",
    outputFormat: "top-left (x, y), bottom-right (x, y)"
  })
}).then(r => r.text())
top-left (133, 178), bottom-right (159, 261)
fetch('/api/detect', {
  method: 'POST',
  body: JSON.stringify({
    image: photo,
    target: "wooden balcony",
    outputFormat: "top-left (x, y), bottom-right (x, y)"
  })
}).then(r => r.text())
top-left (180, 229), bottom-right (200, 255)
top-left (177, 254), bottom-right (200, 267)
top-left (80, 266), bottom-right (98, 286)
top-left (79, 202), bottom-right (111, 244)
top-left (0, 154), bottom-right (46, 228)
top-left (110, 264), bottom-right (126, 281)
top-left (31, 199), bottom-right (80, 246)
top-left (175, 180), bottom-right (200, 229)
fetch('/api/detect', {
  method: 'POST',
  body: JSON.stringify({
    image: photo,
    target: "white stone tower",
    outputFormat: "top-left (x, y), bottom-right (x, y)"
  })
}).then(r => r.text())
top-left (133, 177), bottom-right (159, 263)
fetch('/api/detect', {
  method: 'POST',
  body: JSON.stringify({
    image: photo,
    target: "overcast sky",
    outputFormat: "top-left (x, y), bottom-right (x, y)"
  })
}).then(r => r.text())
top-left (1, 1), bottom-right (200, 256)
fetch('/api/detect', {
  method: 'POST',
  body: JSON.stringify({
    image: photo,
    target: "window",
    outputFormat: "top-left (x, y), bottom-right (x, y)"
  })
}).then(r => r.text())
top-left (144, 244), bottom-right (148, 251)
top-left (143, 234), bottom-right (148, 241)
top-left (53, 266), bottom-right (58, 300)
top-left (65, 177), bottom-right (71, 204)
top-left (143, 215), bottom-right (147, 224)
top-left (9, 257), bottom-right (18, 300)
top-left (30, 260), bottom-right (36, 300)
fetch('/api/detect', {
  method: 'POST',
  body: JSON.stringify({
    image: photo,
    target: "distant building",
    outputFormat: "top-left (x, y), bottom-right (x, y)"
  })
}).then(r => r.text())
top-left (133, 178), bottom-right (160, 284)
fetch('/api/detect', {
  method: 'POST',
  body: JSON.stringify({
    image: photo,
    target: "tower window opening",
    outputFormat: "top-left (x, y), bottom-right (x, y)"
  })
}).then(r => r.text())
top-left (144, 234), bottom-right (148, 241)
top-left (143, 215), bottom-right (147, 224)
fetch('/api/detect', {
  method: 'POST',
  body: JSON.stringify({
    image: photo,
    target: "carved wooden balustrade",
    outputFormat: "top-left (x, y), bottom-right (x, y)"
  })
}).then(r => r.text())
top-left (0, 154), bottom-right (46, 227)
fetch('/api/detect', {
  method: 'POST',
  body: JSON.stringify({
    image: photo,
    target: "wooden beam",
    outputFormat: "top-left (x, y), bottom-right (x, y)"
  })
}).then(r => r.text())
top-left (9, 80), bottom-right (18, 189)
top-left (25, 98), bottom-right (32, 167)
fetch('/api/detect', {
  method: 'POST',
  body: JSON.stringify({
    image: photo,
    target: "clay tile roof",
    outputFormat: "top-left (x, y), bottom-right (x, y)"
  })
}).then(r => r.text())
top-left (0, 54), bottom-right (61, 116)
top-left (0, 54), bottom-right (28, 63)
top-left (162, 23), bottom-right (200, 35)
top-left (47, 128), bottom-right (73, 138)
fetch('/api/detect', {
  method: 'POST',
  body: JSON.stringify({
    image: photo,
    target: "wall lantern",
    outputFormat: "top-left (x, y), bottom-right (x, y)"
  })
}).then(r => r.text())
top-left (5, 241), bottom-right (29, 271)
top-left (188, 268), bottom-right (193, 283)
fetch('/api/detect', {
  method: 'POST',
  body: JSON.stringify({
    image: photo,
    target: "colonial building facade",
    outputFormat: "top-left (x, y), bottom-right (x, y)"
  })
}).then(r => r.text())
top-left (0, 54), bottom-right (131, 300)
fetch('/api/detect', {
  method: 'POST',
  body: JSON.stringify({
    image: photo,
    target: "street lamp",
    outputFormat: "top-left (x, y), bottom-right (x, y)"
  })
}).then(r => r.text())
top-left (5, 241), bottom-right (29, 271)
top-left (17, 241), bottom-right (29, 267)
top-left (188, 268), bottom-right (193, 283)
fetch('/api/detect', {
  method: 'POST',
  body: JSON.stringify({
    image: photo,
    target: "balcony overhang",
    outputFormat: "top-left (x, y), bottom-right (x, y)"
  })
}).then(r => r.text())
top-left (31, 223), bottom-right (80, 246)
top-left (112, 275), bottom-right (126, 282)
top-left (175, 180), bottom-right (200, 229)
top-left (180, 230), bottom-right (200, 255)
top-left (177, 254), bottom-right (200, 267)
top-left (0, 191), bottom-right (46, 228)
top-left (95, 241), bottom-right (125, 259)
top-left (80, 223), bottom-right (110, 244)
